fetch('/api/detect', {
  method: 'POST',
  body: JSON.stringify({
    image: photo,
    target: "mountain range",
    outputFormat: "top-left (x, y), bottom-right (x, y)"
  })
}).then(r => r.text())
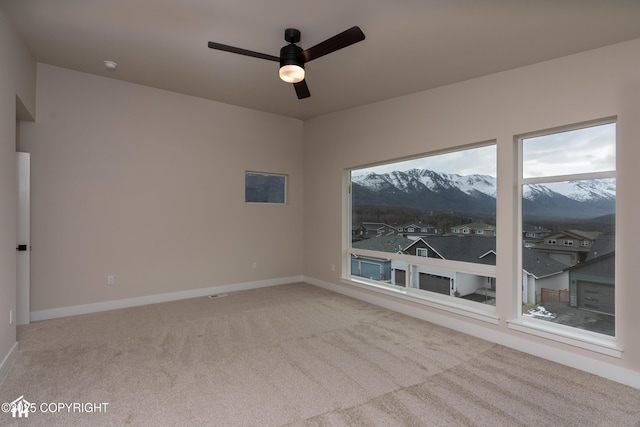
top-left (351, 169), bottom-right (615, 219)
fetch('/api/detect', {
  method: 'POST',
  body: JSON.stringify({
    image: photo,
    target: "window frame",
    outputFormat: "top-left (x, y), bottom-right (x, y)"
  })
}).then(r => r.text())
top-left (509, 118), bottom-right (621, 357)
top-left (244, 171), bottom-right (288, 204)
top-left (344, 142), bottom-right (499, 324)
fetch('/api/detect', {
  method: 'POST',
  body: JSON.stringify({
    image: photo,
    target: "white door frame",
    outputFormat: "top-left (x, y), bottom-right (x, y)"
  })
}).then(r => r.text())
top-left (16, 152), bottom-right (30, 325)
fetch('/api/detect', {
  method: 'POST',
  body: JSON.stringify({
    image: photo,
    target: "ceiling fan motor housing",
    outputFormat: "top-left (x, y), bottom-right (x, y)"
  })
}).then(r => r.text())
top-left (280, 43), bottom-right (304, 69)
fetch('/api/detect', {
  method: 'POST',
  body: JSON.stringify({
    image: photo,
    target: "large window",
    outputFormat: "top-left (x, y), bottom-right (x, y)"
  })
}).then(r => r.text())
top-left (519, 121), bottom-right (616, 337)
top-left (349, 144), bottom-right (497, 315)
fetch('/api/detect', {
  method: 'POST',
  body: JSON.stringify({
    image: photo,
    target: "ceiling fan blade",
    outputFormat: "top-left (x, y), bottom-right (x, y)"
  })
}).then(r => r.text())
top-left (207, 41), bottom-right (279, 62)
top-left (302, 26), bottom-right (365, 63)
top-left (294, 80), bottom-right (310, 99)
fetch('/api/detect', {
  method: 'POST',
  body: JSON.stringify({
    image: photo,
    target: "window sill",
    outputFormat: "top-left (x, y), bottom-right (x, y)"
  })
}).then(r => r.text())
top-left (507, 318), bottom-right (622, 358)
top-left (340, 276), bottom-right (500, 325)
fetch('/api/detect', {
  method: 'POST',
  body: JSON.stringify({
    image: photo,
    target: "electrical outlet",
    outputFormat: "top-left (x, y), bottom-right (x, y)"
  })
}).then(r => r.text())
top-left (331, 264), bottom-right (335, 272)
top-left (9, 309), bottom-right (14, 325)
top-left (252, 262), bottom-right (257, 270)
top-left (107, 275), bottom-right (115, 285)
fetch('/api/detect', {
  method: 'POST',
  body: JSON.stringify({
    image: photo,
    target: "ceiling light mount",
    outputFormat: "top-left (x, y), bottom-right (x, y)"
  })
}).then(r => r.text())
top-left (284, 28), bottom-right (301, 44)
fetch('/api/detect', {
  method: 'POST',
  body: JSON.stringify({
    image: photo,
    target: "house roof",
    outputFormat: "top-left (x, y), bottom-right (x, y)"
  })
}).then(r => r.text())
top-left (404, 236), bottom-right (568, 277)
top-left (360, 222), bottom-right (395, 233)
top-left (352, 236), bottom-right (414, 253)
top-left (413, 236), bottom-right (498, 265)
top-left (522, 248), bottom-right (570, 279)
top-left (547, 229), bottom-right (600, 241)
top-left (585, 234), bottom-right (615, 261)
top-left (567, 251), bottom-right (615, 276)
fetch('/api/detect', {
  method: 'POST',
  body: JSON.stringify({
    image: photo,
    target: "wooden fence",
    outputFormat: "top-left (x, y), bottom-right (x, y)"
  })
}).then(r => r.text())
top-left (541, 288), bottom-right (569, 303)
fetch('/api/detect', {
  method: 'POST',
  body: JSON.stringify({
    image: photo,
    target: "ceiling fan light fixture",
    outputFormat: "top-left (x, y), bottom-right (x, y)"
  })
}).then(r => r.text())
top-left (279, 42), bottom-right (305, 83)
top-left (279, 64), bottom-right (305, 83)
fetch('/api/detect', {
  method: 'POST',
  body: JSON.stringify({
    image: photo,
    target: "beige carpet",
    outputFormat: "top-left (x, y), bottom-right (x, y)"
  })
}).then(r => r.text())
top-left (1, 283), bottom-right (638, 426)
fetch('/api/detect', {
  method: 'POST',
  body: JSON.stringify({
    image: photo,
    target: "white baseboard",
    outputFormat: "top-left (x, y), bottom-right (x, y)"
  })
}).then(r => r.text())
top-left (0, 342), bottom-right (19, 384)
top-left (304, 275), bottom-right (640, 390)
top-left (31, 276), bottom-right (304, 322)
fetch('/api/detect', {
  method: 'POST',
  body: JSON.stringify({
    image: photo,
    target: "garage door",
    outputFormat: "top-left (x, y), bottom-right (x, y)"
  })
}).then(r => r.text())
top-left (394, 269), bottom-right (406, 286)
top-left (419, 273), bottom-right (451, 295)
top-left (578, 281), bottom-right (614, 315)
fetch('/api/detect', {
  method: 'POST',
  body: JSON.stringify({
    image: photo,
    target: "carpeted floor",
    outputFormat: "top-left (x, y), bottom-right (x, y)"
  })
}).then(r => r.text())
top-left (1, 282), bottom-right (639, 426)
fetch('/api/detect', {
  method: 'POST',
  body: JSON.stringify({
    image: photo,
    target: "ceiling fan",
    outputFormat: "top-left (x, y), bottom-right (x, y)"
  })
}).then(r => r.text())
top-left (207, 26), bottom-right (365, 99)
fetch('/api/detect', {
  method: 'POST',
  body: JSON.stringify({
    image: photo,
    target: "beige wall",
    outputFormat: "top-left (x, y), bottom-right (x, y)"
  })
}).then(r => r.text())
top-left (304, 39), bottom-right (640, 377)
top-left (0, 9), bottom-right (36, 366)
top-left (19, 64), bottom-right (303, 311)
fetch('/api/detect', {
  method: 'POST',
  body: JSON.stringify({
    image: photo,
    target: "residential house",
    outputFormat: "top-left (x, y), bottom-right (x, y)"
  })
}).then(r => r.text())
top-left (404, 236), bottom-right (496, 298)
top-left (522, 224), bottom-right (552, 247)
top-left (396, 222), bottom-right (438, 240)
top-left (449, 222), bottom-right (496, 237)
top-left (351, 236), bottom-right (413, 282)
top-left (353, 223), bottom-right (398, 242)
top-left (529, 229), bottom-right (600, 266)
top-left (361, 222), bottom-right (397, 238)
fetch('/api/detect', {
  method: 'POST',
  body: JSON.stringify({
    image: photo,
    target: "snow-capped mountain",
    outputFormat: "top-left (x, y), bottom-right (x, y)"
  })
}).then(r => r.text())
top-left (354, 169), bottom-right (497, 196)
top-left (351, 169), bottom-right (615, 219)
top-left (523, 180), bottom-right (616, 202)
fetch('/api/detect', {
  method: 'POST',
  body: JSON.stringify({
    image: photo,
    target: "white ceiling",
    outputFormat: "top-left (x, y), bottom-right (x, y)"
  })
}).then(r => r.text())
top-left (2, 0), bottom-right (640, 120)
